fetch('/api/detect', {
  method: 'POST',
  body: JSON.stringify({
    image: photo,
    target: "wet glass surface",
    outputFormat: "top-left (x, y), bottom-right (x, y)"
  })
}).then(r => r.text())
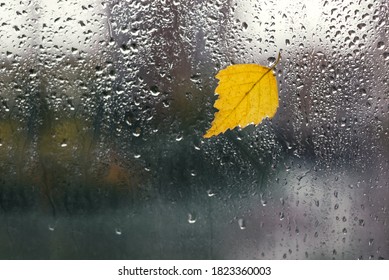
top-left (0, 0), bottom-right (388, 259)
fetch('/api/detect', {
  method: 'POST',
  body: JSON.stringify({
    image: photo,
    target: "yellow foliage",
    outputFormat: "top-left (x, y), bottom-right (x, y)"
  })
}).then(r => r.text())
top-left (204, 54), bottom-right (280, 138)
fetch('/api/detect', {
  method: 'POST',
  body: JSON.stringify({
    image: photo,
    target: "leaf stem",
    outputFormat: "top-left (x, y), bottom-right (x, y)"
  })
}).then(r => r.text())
top-left (270, 52), bottom-right (282, 70)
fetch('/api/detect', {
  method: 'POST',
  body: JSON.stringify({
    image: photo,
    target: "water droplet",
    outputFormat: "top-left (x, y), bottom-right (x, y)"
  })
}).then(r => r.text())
top-left (150, 85), bottom-right (160, 97)
top-left (383, 52), bottom-right (389, 61)
top-left (132, 128), bottom-right (141, 137)
top-left (60, 140), bottom-right (68, 147)
top-left (238, 218), bottom-right (246, 230)
top-left (207, 190), bottom-right (215, 197)
top-left (190, 74), bottom-right (201, 83)
top-left (357, 23), bottom-right (366, 30)
top-left (120, 44), bottom-right (131, 54)
top-left (260, 194), bottom-right (267, 206)
top-left (279, 211), bottom-right (285, 220)
top-left (188, 213), bottom-right (197, 224)
top-left (377, 41), bottom-right (385, 50)
top-left (115, 228), bottom-right (122, 235)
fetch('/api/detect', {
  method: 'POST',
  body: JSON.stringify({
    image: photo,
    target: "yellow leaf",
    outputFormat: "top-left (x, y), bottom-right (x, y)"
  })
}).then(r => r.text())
top-left (204, 54), bottom-right (280, 138)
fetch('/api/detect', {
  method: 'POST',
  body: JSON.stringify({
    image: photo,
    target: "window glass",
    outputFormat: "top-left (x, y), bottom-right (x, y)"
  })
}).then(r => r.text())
top-left (0, 0), bottom-right (388, 259)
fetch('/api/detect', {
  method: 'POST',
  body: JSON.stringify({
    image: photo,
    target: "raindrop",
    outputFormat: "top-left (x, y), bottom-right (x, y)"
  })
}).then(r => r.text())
top-left (132, 128), bottom-right (141, 137)
top-left (190, 74), bottom-right (201, 83)
top-left (260, 193), bottom-right (267, 206)
top-left (60, 140), bottom-right (68, 147)
top-left (188, 213), bottom-right (197, 224)
top-left (115, 228), bottom-right (122, 235)
top-left (207, 190), bottom-right (215, 197)
top-left (238, 218), bottom-right (246, 230)
top-left (120, 44), bottom-right (131, 54)
top-left (29, 68), bottom-right (37, 77)
top-left (357, 23), bottom-right (366, 30)
top-left (150, 85), bottom-right (161, 97)
top-left (377, 41), bottom-right (385, 50)
top-left (130, 42), bottom-right (138, 53)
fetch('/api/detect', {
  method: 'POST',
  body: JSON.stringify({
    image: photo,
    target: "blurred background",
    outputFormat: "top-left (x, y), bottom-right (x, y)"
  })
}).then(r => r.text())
top-left (0, 0), bottom-right (388, 259)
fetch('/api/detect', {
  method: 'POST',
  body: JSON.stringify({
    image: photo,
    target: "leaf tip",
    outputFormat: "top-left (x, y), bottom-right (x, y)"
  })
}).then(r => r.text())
top-left (203, 130), bottom-right (214, 139)
top-left (203, 127), bottom-right (223, 138)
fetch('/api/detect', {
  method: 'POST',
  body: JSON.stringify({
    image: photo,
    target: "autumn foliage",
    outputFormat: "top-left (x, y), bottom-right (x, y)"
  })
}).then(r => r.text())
top-left (204, 54), bottom-right (280, 138)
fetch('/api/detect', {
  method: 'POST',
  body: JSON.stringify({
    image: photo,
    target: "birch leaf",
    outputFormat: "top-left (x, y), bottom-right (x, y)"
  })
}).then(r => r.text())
top-left (204, 54), bottom-right (280, 138)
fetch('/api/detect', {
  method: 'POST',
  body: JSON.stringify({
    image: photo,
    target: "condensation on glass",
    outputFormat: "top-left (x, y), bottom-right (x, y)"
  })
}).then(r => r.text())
top-left (0, 0), bottom-right (388, 259)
